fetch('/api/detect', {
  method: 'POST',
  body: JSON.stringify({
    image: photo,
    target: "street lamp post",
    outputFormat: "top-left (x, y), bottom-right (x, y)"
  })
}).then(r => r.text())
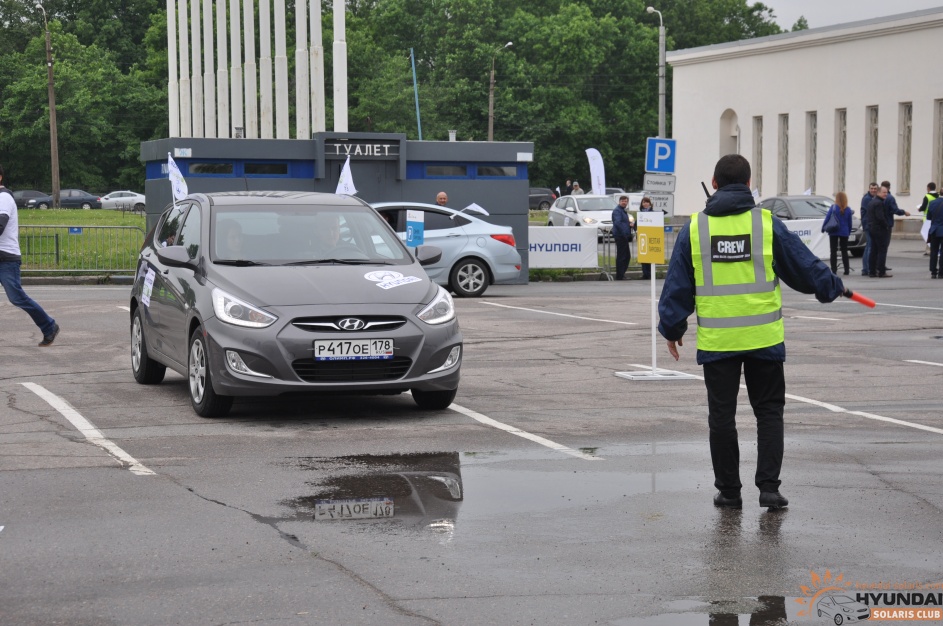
top-left (487, 41), bottom-right (512, 142)
top-left (646, 6), bottom-right (665, 138)
top-left (36, 2), bottom-right (60, 207)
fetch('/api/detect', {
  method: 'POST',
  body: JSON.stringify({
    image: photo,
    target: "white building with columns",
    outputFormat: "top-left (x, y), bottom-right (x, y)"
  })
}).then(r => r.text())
top-left (667, 7), bottom-right (943, 216)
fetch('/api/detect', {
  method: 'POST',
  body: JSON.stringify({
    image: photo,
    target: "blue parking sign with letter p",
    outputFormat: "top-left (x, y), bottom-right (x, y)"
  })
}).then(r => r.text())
top-left (645, 138), bottom-right (676, 174)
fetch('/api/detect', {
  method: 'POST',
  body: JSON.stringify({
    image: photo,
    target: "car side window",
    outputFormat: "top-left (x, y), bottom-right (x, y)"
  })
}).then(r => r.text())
top-left (423, 210), bottom-right (460, 231)
top-left (771, 200), bottom-right (790, 219)
top-left (156, 203), bottom-right (188, 247)
top-left (177, 206), bottom-right (202, 259)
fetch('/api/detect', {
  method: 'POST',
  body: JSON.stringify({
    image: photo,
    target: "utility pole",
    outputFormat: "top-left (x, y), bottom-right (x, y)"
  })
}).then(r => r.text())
top-left (488, 42), bottom-right (512, 142)
top-left (37, 2), bottom-right (60, 207)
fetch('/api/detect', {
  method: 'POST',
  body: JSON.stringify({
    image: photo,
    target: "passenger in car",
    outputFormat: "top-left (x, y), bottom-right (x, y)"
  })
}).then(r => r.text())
top-left (217, 220), bottom-right (244, 258)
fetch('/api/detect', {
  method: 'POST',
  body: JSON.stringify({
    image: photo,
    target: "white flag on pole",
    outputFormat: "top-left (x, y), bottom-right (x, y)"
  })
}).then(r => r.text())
top-left (585, 148), bottom-right (606, 196)
top-left (752, 188), bottom-right (760, 200)
top-left (167, 153), bottom-right (188, 201)
top-left (803, 187), bottom-right (813, 196)
top-left (335, 156), bottom-right (358, 195)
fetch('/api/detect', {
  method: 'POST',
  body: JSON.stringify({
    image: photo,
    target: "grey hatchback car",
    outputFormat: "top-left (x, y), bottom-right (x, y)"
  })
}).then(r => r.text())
top-left (130, 191), bottom-right (462, 417)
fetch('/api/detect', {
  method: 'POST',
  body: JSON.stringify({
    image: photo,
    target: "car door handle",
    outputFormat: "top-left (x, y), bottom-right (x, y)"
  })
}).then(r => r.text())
top-left (446, 234), bottom-right (462, 238)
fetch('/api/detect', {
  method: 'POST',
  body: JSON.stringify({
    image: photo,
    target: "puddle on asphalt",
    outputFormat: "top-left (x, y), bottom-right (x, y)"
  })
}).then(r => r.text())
top-left (281, 450), bottom-right (705, 534)
top-left (612, 597), bottom-right (795, 625)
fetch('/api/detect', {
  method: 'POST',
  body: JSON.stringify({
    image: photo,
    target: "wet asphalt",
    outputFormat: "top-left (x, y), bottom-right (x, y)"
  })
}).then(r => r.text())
top-left (1, 237), bottom-right (941, 625)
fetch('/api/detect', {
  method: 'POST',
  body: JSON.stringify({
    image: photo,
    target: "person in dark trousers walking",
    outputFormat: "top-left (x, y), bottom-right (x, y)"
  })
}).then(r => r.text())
top-left (0, 164), bottom-right (60, 346)
top-left (918, 182), bottom-right (938, 256)
top-left (822, 191), bottom-right (854, 275)
top-left (611, 195), bottom-right (633, 280)
top-left (860, 182), bottom-right (878, 276)
top-left (926, 194), bottom-right (943, 278)
top-left (658, 155), bottom-right (845, 510)
top-left (867, 185), bottom-right (895, 278)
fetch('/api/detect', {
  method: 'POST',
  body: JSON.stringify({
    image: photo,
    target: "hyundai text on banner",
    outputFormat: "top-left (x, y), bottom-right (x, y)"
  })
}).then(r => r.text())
top-left (782, 219), bottom-right (830, 259)
top-left (528, 227), bottom-right (597, 268)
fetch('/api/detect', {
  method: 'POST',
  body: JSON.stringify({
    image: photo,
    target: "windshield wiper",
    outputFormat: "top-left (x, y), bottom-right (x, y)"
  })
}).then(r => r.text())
top-left (215, 259), bottom-right (271, 266)
top-left (283, 258), bottom-right (388, 266)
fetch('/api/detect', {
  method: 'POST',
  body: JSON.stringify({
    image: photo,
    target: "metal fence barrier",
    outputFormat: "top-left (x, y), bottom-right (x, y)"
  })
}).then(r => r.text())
top-left (20, 225), bottom-right (146, 274)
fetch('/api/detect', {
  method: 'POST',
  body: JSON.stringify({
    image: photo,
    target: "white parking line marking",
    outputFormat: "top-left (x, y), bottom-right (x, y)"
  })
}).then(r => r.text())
top-left (117, 305), bottom-right (130, 312)
top-left (791, 316), bottom-right (840, 321)
top-left (905, 360), bottom-right (943, 368)
top-left (817, 298), bottom-right (943, 312)
top-left (480, 301), bottom-right (637, 325)
top-left (627, 364), bottom-right (943, 436)
top-left (447, 402), bottom-right (603, 461)
top-left (20, 383), bottom-right (156, 476)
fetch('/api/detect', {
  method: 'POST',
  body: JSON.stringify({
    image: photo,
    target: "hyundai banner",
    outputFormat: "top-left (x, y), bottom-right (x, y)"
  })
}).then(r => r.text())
top-left (528, 227), bottom-right (598, 269)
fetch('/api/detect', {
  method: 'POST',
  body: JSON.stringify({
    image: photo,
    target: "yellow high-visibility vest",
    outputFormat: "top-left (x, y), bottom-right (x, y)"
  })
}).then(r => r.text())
top-left (690, 208), bottom-right (784, 352)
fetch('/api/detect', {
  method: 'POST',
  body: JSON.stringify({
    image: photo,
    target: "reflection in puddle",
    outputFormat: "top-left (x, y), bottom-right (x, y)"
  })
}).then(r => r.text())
top-left (285, 452), bottom-right (463, 537)
top-left (613, 597), bottom-right (790, 625)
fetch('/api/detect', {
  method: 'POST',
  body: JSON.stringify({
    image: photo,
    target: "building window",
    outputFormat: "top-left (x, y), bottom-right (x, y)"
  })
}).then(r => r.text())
top-left (866, 106), bottom-right (879, 185)
top-left (778, 114), bottom-right (789, 195)
top-left (806, 111), bottom-right (817, 194)
top-left (426, 165), bottom-right (467, 177)
top-left (476, 165), bottom-right (517, 177)
top-left (898, 102), bottom-right (913, 195)
top-left (245, 162), bottom-right (289, 176)
top-left (189, 162), bottom-right (234, 175)
top-left (935, 100), bottom-right (943, 190)
top-left (835, 109), bottom-right (847, 193)
top-left (753, 116), bottom-right (763, 195)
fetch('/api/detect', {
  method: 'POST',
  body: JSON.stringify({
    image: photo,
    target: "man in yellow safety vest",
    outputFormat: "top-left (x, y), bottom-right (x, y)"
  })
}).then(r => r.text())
top-left (657, 155), bottom-right (847, 510)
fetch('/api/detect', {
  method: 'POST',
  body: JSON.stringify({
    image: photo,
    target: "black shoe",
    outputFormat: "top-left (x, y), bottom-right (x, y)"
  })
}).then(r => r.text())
top-left (843, 270), bottom-right (849, 275)
top-left (759, 491), bottom-right (789, 509)
top-left (885, 267), bottom-right (892, 271)
top-left (713, 491), bottom-right (742, 508)
top-left (38, 323), bottom-right (60, 347)
top-left (879, 273), bottom-right (893, 278)
top-left (869, 274), bottom-right (877, 278)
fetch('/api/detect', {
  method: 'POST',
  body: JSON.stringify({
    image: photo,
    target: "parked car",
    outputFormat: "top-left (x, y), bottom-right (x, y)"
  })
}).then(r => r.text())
top-left (816, 595), bottom-right (870, 624)
top-left (756, 194), bottom-right (866, 257)
top-left (130, 191), bottom-right (462, 417)
top-left (26, 188), bottom-right (102, 209)
top-left (11, 189), bottom-right (49, 209)
top-left (101, 190), bottom-right (146, 211)
top-left (529, 187), bottom-right (557, 211)
top-left (546, 194), bottom-right (622, 238)
top-left (372, 201), bottom-right (522, 298)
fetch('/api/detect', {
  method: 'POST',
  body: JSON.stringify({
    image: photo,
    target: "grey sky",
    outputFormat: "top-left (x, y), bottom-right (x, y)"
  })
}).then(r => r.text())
top-left (770, 0), bottom-right (943, 29)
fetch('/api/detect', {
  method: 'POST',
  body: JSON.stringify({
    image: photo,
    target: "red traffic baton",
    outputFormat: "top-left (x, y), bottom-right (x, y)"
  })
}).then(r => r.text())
top-left (844, 289), bottom-right (876, 308)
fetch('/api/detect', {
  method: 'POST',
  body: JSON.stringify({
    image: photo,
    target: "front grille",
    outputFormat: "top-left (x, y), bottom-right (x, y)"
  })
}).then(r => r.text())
top-left (292, 356), bottom-right (412, 382)
top-left (292, 315), bottom-right (406, 333)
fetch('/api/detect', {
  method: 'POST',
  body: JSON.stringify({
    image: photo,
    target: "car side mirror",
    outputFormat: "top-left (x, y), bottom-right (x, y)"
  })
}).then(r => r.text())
top-left (156, 245), bottom-right (195, 268)
top-left (566, 207), bottom-right (576, 213)
top-left (414, 245), bottom-right (442, 266)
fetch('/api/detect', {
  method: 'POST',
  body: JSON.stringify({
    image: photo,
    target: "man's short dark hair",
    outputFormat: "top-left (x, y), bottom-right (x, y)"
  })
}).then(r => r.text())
top-left (713, 154), bottom-right (751, 188)
top-left (881, 180), bottom-right (891, 190)
top-left (929, 182), bottom-right (937, 191)
top-left (619, 195), bottom-right (628, 201)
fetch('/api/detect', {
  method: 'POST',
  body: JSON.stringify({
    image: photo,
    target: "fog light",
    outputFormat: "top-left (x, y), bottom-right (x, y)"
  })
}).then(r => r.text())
top-left (225, 350), bottom-right (272, 378)
top-left (428, 345), bottom-right (461, 374)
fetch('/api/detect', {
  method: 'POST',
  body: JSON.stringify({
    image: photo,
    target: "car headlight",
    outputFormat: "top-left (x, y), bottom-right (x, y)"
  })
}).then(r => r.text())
top-left (417, 286), bottom-right (455, 325)
top-left (581, 217), bottom-right (598, 225)
top-left (212, 288), bottom-right (277, 328)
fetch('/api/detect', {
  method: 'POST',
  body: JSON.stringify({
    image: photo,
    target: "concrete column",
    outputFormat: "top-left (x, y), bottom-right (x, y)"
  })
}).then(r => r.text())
top-left (243, 0), bottom-right (258, 138)
top-left (202, 0), bottom-right (216, 138)
top-left (216, 0), bottom-right (230, 137)
top-left (190, 0), bottom-right (203, 137)
top-left (259, 0), bottom-right (274, 138)
top-left (230, 0), bottom-right (243, 137)
top-left (295, 0), bottom-right (310, 139)
top-left (177, 0), bottom-right (191, 137)
top-left (333, 0), bottom-right (348, 132)
top-left (310, 0), bottom-right (325, 133)
top-left (166, 0), bottom-right (179, 137)
top-left (274, 0), bottom-right (289, 138)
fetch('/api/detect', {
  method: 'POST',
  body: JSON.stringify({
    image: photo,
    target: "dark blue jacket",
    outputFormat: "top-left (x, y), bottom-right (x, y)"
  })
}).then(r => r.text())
top-left (822, 204), bottom-right (854, 238)
top-left (860, 192), bottom-right (875, 229)
top-left (657, 184), bottom-right (845, 365)
top-left (868, 197), bottom-right (890, 235)
top-left (884, 192), bottom-right (906, 228)
top-left (928, 196), bottom-right (943, 239)
top-left (611, 205), bottom-right (632, 238)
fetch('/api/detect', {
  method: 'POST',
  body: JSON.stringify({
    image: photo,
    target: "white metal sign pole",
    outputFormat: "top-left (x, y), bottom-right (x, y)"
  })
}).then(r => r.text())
top-left (650, 270), bottom-right (657, 374)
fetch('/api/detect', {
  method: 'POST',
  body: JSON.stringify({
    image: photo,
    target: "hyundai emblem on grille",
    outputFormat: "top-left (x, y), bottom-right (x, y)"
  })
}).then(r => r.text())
top-left (338, 318), bottom-right (366, 331)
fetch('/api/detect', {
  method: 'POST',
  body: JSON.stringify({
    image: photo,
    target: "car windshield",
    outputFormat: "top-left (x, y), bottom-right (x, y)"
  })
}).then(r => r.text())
top-left (834, 596), bottom-right (857, 604)
top-left (787, 198), bottom-right (832, 218)
top-left (575, 197), bottom-right (615, 212)
top-left (212, 205), bottom-right (410, 264)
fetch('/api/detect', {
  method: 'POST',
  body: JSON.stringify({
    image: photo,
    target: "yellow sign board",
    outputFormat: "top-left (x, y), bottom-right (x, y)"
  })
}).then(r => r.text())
top-left (636, 211), bottom-right (665, 264)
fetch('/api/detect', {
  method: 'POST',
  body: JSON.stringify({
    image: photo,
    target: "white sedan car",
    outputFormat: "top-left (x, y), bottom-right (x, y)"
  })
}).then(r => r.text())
top-left (547, 194), bottom-right (633, 238)
top-left (101, 190), bottom-right (146, 211)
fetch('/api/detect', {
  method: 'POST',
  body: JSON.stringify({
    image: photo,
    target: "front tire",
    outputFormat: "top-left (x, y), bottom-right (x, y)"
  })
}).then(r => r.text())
top-left (188, 327), bottom-right (233, 417)
top-left (131, 309), bottom-right (166, 384)
top-left (449, 257), bottom-right (489, 298)
top-left (134, 203), bottom-right (145, 212)
top-left (539, 200), bottom-right (550, 210)
top-left (81, 203), bottom-right (92, 209)
top-left (38, 202), bottom-right (49, 209)
top-left (412, 388), bottom-right (457, 410)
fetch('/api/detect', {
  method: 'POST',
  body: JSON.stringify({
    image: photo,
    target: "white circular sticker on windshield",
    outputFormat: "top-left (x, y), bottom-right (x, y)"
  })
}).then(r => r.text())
top-left (364, 270), bottom-right (404, 282)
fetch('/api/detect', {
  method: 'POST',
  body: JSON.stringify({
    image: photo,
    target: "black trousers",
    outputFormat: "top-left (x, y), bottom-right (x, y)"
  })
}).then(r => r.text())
top-left (703, 356), bottom-right (785, 496)
top-left (614, 235), bottom-right (631, 280)
top-left (869, 230), bottom-right (890, 276)
top-left (828, 235), bottom-right (849, 274)
top-left (930, 234), bottom-right (943, 276)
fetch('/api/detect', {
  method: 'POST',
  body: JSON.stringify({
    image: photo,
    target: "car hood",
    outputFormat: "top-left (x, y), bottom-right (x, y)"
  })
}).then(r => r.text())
top-left (576, 210), bottom-right (613, 223)
top-left (208, 264), bottom-right (435, 307)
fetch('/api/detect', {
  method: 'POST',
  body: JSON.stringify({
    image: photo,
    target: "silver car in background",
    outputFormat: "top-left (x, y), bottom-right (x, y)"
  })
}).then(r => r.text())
top-left (372, 202), bottom-right (522, 298)
top-left (546, 194), bottom-right (618, 238)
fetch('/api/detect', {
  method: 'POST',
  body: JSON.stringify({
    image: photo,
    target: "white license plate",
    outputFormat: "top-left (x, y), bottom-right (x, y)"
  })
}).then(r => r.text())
top-left (314, 498), bottom-right (394, 520)
top-left (313, 338), bottom-right (394, 361)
